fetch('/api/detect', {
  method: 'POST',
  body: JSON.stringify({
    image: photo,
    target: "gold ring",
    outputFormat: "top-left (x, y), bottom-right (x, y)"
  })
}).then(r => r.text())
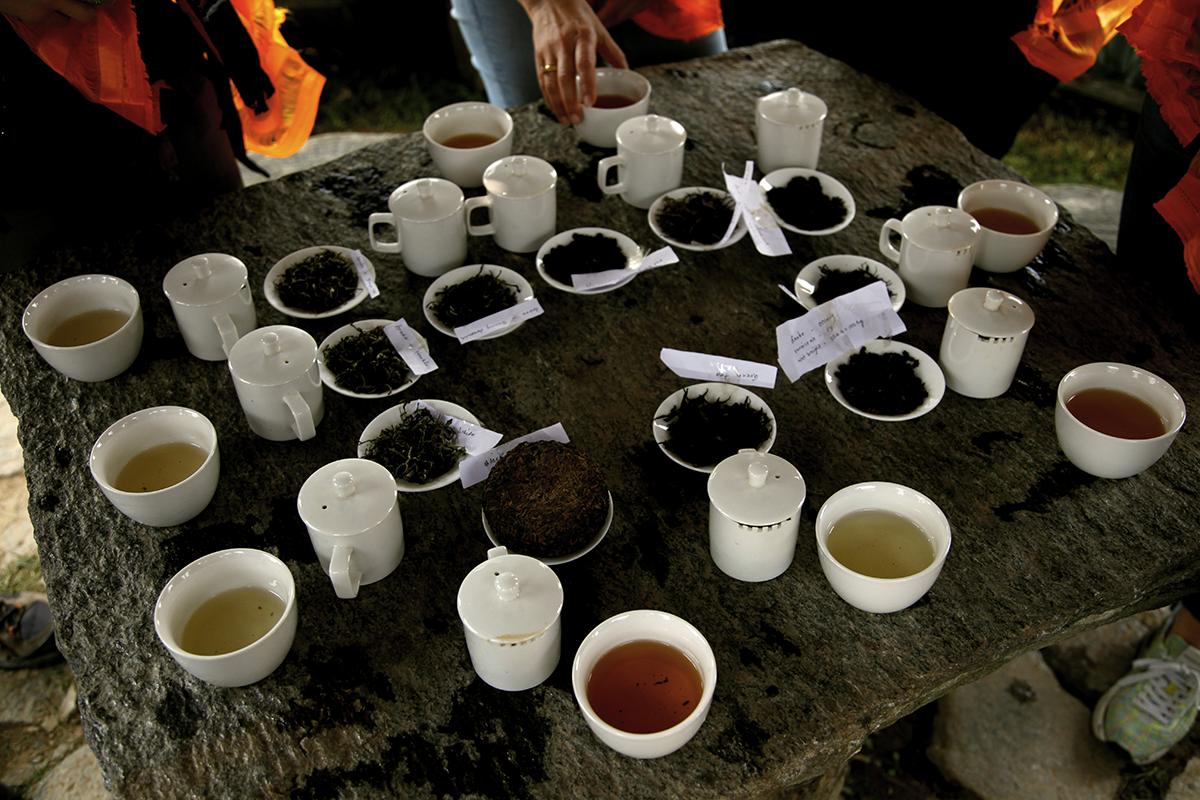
top-left (542, 64), bottom-right (557, 74)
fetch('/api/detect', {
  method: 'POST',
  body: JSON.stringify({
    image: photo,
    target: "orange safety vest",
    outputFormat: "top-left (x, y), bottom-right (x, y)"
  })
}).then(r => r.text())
top-left (1011, 0), bottom-right (1144, 83)
top-left (603, 0), bottom-right (723, 43)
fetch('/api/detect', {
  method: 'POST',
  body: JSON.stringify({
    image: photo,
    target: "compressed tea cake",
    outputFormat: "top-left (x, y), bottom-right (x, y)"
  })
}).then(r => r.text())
top-left (483, 441), bottom-right (608, 558)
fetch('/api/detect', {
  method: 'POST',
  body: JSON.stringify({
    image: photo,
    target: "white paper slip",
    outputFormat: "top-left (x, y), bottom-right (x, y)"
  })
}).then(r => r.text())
top-left (724, 161), bottom-right (790, 257)
top-left (660, 348), bottom-right (777, 388)
top-left (383, 319), bottom-right (437, 375)
top-left (459, 423), bottom-right (570, 488)
top-left (454, 298), bottom-right (544, 343)
top-left (571, 246), bottom-right (679, 292)
top-left (350, 249), bottom-right (381, 298)
top-left (413, 400), bottom-right (503, 456)
top-left (776, 282), bottom-right (907, 383)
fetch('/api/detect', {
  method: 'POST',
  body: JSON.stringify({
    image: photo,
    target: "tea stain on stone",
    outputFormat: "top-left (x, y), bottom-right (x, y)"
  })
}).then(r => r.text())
top-left (993, 462), bottom-right (1095, 523)
top-left (312, 166), bottom-right (391, 225)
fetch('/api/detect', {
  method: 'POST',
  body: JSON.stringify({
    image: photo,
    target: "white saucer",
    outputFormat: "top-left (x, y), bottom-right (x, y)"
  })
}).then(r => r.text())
top-left (824, 340), bottom-right (945, 421)
top-left (264, 245), bottom-right (375, 319)
top-left (795, 255), bottom-right (905, 312)
top-left (358, 399), bottom-right (481, 491)
top-left (535, 227), bottom-right (642, 294)
top-left (759, 168), bottom-right (856, 235)
top-left (483, 493), bottom-right (613, 565)
top-left (422, 264), bottom-right (534, 340)
top-left (648, 187), bottom-right (748, 252)
top-left (318, 320), bottom-right (426, 399)
top-left (652, 382), bottom-right (777, 473)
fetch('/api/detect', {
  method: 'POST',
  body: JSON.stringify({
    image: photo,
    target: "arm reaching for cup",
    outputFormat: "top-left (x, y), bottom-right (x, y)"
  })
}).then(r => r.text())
top-left (0, 0), bottom-right (98, 27)
top-left (517, 0), bottom-right (632, 125)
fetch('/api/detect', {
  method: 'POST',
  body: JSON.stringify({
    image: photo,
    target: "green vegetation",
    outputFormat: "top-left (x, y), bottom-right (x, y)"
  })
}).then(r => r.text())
top-left (1003, 105), bottom-right (1134, 191)
top-left (0, 550), bottom-right (44, 594)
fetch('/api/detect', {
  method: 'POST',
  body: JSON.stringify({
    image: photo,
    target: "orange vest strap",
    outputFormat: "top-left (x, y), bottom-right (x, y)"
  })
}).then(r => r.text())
top-left (1011, 0), bottom-right (1143, 83)
top-left (629, 0), bottom-right (723, 43)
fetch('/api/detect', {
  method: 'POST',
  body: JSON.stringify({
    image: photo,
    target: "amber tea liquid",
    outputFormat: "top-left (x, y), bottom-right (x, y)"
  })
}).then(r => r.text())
top-left (969, 207), bottom-right (1042, 235)
top-left (827, 509), bottom-right (936, 579)
top-left (593, 94), bottom-right (637, 109)
top-left (44, 308), bottom-right (129, 347)
top-left (587, 639), bottom-right (703, 734)
top-left (113, 441), bottom-right (208, 493)
top-left (440, 133), bottom-right (499, 149)
top-left (1066, 387), bottom-right (1167, 439)
top-left (179, 586), bottom-right (285, 656)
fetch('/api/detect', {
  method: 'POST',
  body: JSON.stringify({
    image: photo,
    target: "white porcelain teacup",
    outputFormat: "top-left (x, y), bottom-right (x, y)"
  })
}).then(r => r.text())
top-left (22, 274), bottom-right (144, 382)
top-left (756, 87), bottom-right (827, 173)
top-left (465, 156), bottom-right (558, 253)
top-left (163, 253), bottom-right (257, 361)
top-left (1055, 362), bottom-right (1186, 479)
top-left (369, 178), bottom-right (468, 277)
top-left (227, 325), bottom-right (325, 442)
top-left (957, 180), bottom-right (1058, 273)
top-left (597, 115), bottom-right (686, 209)
top-left (879, 206), bottom-right (980, 308)
top-left (814, 482), bottom-right (952, 614)
top-left (423, 102), bottom-right (514, 188)
top-left (575, 68), bottom-right (652, 148)
top-left (572, 609), bottom-right (716, 759)
top-left (90, 406), bottom-right (220, 528)
top-left (154, 548), bottom-right (297, 687)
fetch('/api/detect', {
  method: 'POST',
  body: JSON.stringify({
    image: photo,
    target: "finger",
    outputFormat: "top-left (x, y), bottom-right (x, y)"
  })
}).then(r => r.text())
top-left (595, 27), bottom-right (628, 70)
top-left (573, 37), bottom-right (598, 111)
top-left (536, 51), bottom-right (570, 124)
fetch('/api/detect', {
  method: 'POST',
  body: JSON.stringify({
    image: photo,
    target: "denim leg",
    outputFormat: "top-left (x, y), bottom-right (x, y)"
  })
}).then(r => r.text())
top-left (609, 21), bottom-right (728, 67)
top-left (449, 0), bottom-right (542, 109)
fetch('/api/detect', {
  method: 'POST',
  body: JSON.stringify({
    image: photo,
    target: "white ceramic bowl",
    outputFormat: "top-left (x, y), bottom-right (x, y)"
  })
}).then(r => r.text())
top-left (824, 340), bottom-right (946, 421)
top-left (653, 383), bottom-right (777, 472)
top-left (957, 180), bottom-right (1058, 273)
top-left (795, 255), bottom-right (905, 312)
top-left (89, 406), bottom-right (220, 528)
top-left (22, 274), bottom-right (144, 382)
top-left (572, 610), bottom-right (717, 759)
top-left (422, 264), bottom-right (535, 339)
top-left (318, 320), bottom-right (426, 399)
top-left (1055, 362), bottom-right (1186, 479)
top-left (759, 168), bottom-right (856, 235)
top-left (814, 482), bottom-right (952, 614)
top-left (647, 187), bottom-right (748, 251)
top-left (154, 548), bottom-right (297, 687)
top-left (536, 227), bottom-right (642, 294)
top-left (358, 399), bottom-right (481, 491)
top-left (483, 492), bottom-right (614, 565)
top-left (263, 246), bottom-right (375, 319)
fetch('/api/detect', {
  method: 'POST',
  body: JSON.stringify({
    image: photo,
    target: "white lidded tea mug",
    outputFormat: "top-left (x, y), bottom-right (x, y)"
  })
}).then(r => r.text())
top-left (457, 546), bottom-right (563, 692)
top-left (707, 449), bottom-right (806, 582)
top-left (879, 206), bottom-right (980, 308)
top-left (465, 156), bottom-right (558, 253)
top-left (756, 87), bottom-right (827, 173)
top-left (597, 114), bottom-right (686, 209)
top-left (939, 288), bottom-right (1035, 399)
top-left (369, 178), bottom-right (468, 277)
top-left (298, 458), bottom-right (404, 599)
top-left (163, 253), bottom-right (257, 361)
top-left (228, 325), bottom-right (324, 441)
top-left (22, 274), bottom-right (144, 382)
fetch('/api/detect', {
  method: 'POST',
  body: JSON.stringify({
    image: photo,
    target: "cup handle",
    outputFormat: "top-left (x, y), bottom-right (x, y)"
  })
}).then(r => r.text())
top-left (879, 218), bottom-right (903, 263)
top-left (213, 312), bottom-right (240, 359)
top-left (329, 544), bottom-right (362, 599)
top-left (464, 196), bottom-right (495, 237)
top-left (368, 212), bottom-right (402, 253)
top-left (597, 154), bottom-right (626, 196)
top-left (283, 392), bottom-right (316, 441)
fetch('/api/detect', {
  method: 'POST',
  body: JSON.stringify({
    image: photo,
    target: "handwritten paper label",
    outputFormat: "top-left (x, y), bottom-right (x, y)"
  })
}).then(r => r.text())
top-left (383, 319), bottom-right (437, 375)
top-left (660, 348), bottom-right (777, 388)
top-left (350, 249), bottom-right (380, 298)
top-left (572, 246), bottom-right (679, 292)
top-left (454, 299), bottom-right (544, 343)
top-left (413, 400), bottom-right (502, 456)
top-left (724, 162), bottom-right (790, 257)
top-left (458, 423), bottom-right (570, 488)
top-left (775, 282), bottom-right (906, 382)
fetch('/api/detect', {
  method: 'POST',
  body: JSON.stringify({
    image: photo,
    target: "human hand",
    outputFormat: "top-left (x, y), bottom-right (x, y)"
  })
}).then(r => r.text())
top-left (519, 0), bottom-right (629, 126)
top-left (0, 0), bottom-right (98, 27)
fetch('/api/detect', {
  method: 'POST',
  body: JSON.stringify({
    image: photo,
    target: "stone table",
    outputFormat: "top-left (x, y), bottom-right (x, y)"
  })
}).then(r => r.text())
top-left (2, 40), bottom-right (1198, 800)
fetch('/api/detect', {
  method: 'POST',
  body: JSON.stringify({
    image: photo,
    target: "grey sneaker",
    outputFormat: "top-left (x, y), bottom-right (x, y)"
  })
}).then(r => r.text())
top-left (0, 591), bottom-right (62, 669)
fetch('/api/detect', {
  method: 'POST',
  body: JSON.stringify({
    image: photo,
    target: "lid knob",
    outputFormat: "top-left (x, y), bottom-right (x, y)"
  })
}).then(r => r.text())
top-left (933, 207), bottom-right (953, 229)
top-left (983, 289), bottom-right (1004, 312)
top-left (786, 87), bottom-right (803, 107)
top-left (190, 257), bottom-right (212, 281)
top-left (333, 471), bottom-right (356, 498)
top-left (748, 460), bottom-right (769, 489)
top-left (646, 115), bottom-right (659, 134)
top-left (495, 571), bottom-right (519, 601)
top-left (418, 179), bottom-right (434, 200)
top-left (511, 157), bottom-right (527, 178)
top-left (260, 331), bottom-right (281, 356)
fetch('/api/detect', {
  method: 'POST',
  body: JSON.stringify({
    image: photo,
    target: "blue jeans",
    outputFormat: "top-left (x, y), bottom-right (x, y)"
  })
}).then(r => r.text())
top-left (449, 0), bottom-right (727, 109)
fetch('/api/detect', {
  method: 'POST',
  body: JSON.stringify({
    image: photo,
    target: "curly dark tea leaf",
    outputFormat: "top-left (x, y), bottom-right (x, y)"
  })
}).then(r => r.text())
top-left (541, 233), bottom-right (627, 285)
top-left (766, 175), bottom-right (846, 231)
top-left (323, 325), bottom-right (411, 395)
top-left (655, 191), bottom-right (735, 245)
top-left (274, 249), bottom-right (359, 313)
top-left (812, 263), bottom-right (895, 305)
top-left (656, 389), bottom-right (773, 467)
top-left (426, 267), bottom-right (520, 329)
top-left (835, 347), bottom-right (927, 416)
top-left (363, 407), bottom-right (465, 484)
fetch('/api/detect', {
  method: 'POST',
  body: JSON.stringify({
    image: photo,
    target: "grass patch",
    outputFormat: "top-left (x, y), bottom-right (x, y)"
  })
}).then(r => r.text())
top-left (314, 73), bottom-right (486, 136)
top-left (1003, 105), bottom-right (1134, 191)
top-left (0, 550), bottom-right (44, 594)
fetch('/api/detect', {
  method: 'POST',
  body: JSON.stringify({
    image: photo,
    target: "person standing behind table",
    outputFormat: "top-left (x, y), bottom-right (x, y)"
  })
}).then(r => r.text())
top-left (450, 0), bottom-right (725, 127)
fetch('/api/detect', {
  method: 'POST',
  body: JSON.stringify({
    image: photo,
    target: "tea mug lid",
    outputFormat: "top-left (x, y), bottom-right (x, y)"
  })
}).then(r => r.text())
top-left (227, 324), bottom-right (317, 385)
top-left (391, 178), bottom-right (465, 222)
top-left (616, 114), bottom-right (686, 154)
top-left (947, 288), bottom-right (1035, 338)
top-left (163, 254), bottom-right (248, 306)
top-left (457, 546), bottom-right (563, 642)
top-left (758, 87), bottom-right (827, 127)
top-left (297, 458), bottom-right (398, 535)
top-left (483, 156), bottom-right (557, 199)
top-left (904, 206), bottom-right (980, 252)
top-left (708, 449), bottom-right (806, 526)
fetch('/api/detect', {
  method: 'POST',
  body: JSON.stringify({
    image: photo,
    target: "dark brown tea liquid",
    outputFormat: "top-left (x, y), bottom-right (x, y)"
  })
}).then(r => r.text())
top-left (587, 640), bottom-right (703, 734)
top-left (1066, 387), bottom-right (1167, 439)
top-left (969, 207), bottom-right (1042, 235)
top-left (593, 94), bottom-right (637, 109)
top-left (441, 133), bottom-right (499, 149)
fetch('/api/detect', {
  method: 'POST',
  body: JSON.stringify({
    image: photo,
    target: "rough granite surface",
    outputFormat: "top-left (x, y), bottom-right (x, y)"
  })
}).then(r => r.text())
top-left (1, 40), bottom-right (1198, 800)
